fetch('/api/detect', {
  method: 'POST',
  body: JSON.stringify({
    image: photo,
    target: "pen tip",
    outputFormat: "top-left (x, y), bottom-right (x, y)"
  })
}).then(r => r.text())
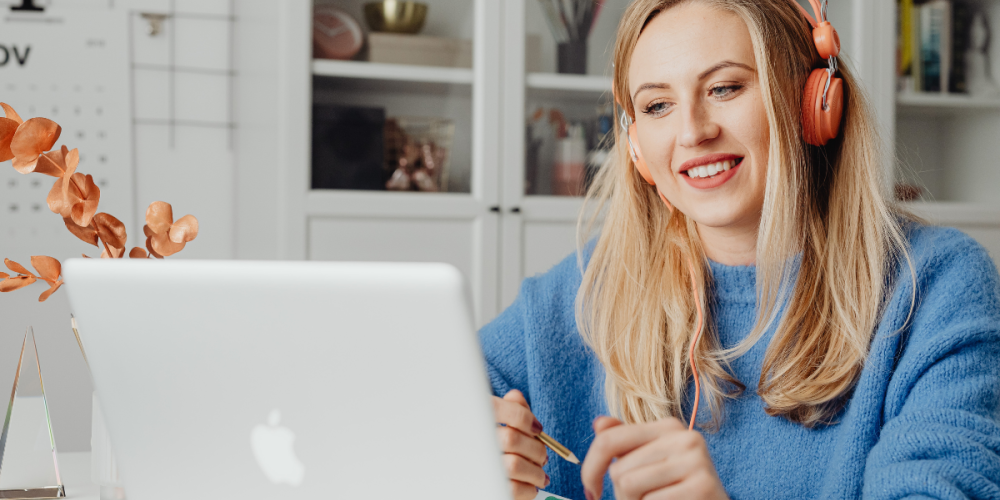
top-left (568, 453), bottom-right (580, 465)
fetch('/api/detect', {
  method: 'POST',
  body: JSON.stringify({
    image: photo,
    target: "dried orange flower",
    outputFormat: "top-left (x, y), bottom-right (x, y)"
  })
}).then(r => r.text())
top-left (0, 103), bottom-right (22, 162)
top-left (0, 102), bottom-right (199, 301)
top-left (40, 146), bottom-right (101, 227)
top-left (144, 201), bottom-right (199, 258)
top-left (0, 257), bottom-right (63, 302)
top-left (93, 213), bottom-right (128, 259)
top-left (64, 217), bottom-right (99, 246)
top-left (6, 104), bottom-right (60, 174)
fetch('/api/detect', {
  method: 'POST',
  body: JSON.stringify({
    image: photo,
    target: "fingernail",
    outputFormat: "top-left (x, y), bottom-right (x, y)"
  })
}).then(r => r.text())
top-left (585, 490), bottom-right (595, 500)
top-left (545, 473), bottom-right (550, 487)
top-left (532, 418), bottom-right (543, 434)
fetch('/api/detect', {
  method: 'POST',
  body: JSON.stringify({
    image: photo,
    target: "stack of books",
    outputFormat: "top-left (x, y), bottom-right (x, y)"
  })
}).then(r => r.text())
top-left (897, 0), bottom-right (973, 94)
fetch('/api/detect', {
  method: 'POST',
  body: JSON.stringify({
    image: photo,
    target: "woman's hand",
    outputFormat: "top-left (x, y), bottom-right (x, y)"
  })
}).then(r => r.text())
top-left (493, 389), bottom-right (550, 500)
top-left (581, 416), bottom-right (728, 500)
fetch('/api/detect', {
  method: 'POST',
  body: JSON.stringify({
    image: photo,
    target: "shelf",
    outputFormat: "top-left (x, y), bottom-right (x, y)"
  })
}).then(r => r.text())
top-left (901, 201), bottom-right (1000, 227)
top-left (897, 92), bottom-right (1000, 117)
top-left (526, 73), bottom-right (612, 93)
top-left (305, 190), bottom-right (484, 219)
top-left (312, 59), bottom-right (474, 85)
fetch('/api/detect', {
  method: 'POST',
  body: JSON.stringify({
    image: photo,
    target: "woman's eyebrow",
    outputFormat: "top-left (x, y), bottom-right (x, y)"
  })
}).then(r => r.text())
top-left (698, 60), bottom-right (755, 80)
top-left (631, 61), bottom-right (755, 102)
top-left (632, 82), bottom-right (670, 102)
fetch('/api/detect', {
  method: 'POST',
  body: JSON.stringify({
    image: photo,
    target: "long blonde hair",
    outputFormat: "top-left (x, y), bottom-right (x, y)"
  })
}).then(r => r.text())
top-left (577, 0), bottom-right (913, 428)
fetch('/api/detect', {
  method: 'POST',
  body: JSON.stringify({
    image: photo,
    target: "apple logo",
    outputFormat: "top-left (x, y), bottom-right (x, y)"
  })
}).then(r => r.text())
top-left (251, 409), bottom-right (305, 486)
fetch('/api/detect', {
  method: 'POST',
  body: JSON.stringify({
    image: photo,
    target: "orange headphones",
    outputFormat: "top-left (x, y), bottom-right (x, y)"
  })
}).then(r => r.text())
top-left (610, 0), bottom-right (842, 430)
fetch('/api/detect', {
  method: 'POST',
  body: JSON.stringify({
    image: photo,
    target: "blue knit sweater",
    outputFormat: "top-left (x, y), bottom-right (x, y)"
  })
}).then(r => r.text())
top-left (479, 224), bottom-right (1000, 500)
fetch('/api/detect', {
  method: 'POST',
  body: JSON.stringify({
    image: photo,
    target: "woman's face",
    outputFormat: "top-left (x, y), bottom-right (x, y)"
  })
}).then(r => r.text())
top-left (628, 2), bottom-right (769, 231)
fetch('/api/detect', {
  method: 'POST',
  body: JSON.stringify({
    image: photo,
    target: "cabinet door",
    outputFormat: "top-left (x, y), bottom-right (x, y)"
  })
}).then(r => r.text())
top-left (307, 194), bottom-right (500, 326)
top-left (497, 0), bottom-right (630, 313)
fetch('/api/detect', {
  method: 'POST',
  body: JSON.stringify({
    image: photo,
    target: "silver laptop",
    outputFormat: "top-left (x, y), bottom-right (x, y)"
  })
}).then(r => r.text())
top-left (63, 259), bottom-right (509, 500)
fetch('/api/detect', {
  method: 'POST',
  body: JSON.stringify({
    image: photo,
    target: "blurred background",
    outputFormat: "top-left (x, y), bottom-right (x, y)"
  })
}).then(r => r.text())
top-left (0, 0), bottom-right (997, 454)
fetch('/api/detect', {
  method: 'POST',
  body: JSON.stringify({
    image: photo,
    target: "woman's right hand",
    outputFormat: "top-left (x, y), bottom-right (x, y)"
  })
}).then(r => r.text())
top-left (493, 389), bottom-right (550, 499)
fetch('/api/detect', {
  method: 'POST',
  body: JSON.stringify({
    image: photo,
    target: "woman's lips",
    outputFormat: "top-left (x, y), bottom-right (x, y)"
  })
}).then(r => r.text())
top-left (681, 158), bottom-right (743, 189)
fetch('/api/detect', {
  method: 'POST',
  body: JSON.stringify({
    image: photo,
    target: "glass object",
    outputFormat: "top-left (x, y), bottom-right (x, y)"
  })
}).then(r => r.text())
top-left (0, 327), bottom-right (66, 499)
top-left (91, 393), bottom-right (125, 500)
top-left (552, 124), bottom-right (587, 196)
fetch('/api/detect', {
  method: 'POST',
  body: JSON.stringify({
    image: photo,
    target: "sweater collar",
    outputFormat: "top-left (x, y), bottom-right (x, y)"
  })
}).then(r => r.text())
top-left (707, 260), bottom-right (757, 304)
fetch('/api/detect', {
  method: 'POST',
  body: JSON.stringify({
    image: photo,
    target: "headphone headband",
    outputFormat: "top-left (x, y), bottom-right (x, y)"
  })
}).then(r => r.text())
top-left (792, 0), bottom-right (827, 28)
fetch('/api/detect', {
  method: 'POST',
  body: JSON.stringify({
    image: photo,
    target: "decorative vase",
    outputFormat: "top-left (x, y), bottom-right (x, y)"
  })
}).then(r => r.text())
top-left (557, 40), bottom-right (588, 74)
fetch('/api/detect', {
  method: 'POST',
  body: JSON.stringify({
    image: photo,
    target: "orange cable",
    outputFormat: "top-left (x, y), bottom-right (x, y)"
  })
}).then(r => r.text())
top-left (686, 257), bottom-right (703, 431)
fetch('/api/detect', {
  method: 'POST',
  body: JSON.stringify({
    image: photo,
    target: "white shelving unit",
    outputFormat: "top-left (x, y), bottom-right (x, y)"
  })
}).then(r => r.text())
top-left (525, 73), bottom-right (611, 92)
top-left (898, 92), bottom-right (1000, 110)
top-left (855, 0), bottom-right (1000, 262)
top-left (312, 59), bottom-right (474, 85)
top-left (234, 0), bottom-right (1000, 329)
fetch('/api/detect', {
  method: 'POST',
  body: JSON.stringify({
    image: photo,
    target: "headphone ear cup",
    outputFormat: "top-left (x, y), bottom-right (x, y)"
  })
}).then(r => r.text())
top-left (819, 76), bottom-right (844, 143)
top-left (628, 122), bottom-right (656, 185)
top-left (802, 68), bottom-right (842, 146)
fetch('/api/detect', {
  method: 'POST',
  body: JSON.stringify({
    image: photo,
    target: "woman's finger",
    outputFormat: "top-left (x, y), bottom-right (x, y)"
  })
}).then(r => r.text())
top-left (609, 427), bottom-right (702, 479)
top-left (511, 480), bottom-right (540, 500)
top-left (640, 469), bottom-right (726, 500)
top-left (581, 418), bottom-right (685, 498)
top-left (504, 389), bottom-right (530, 408)
top-left (493, 391), bottom-right (543, 436)
top-left (612, 453), bottom-right (698, 499)
top-left (594, 415), bottom-right (623, 433)
top-left (503, 453), bottom-right (549, 489)
top-left (496, 425), bottom-right (548, 466)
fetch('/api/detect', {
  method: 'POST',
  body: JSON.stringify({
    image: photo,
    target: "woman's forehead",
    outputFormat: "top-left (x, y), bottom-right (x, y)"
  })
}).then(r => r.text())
top-left (629, 3), bottom-right (755, 96)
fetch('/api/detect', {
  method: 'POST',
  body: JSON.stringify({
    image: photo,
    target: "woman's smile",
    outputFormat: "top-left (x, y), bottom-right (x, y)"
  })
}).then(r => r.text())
top-left (679, 153), bottom-right (744, 189)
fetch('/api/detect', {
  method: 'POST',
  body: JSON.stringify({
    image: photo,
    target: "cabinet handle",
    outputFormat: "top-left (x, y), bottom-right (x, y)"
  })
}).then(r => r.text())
top-left (489, 206), bottom-right (500, 212)
top-left (510, 207), bottom-right (521, 213)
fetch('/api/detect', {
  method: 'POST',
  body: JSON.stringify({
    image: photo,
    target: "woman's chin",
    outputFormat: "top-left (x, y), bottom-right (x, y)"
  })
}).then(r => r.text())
top-left (683, 202), bottom-right (758, 231)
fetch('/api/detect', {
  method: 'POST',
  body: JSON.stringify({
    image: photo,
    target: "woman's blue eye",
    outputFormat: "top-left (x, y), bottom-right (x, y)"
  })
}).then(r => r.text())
top-left (643, 102), bottom-right (669, 115)
top-left (710, 84), bottom-right (743, 98)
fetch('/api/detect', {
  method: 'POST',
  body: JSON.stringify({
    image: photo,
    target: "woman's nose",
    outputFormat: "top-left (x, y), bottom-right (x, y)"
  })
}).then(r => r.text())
top-left (677, 101), bottom-right (721, 148)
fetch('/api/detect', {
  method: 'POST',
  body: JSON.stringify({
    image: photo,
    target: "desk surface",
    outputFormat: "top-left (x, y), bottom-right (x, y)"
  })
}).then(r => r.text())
top-left (55, 452), bottom-right (572, 500)
top-left (55, 452), bottom-right (98, 500)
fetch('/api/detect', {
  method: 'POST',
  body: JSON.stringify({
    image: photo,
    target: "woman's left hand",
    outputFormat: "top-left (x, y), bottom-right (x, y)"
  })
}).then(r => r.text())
top-left (580, 416), bottom-right (729, 500)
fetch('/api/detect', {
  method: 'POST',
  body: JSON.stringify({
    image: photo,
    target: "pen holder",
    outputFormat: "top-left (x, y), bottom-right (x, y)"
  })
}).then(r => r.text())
top-left (91, 393), bottom-right (126, 500)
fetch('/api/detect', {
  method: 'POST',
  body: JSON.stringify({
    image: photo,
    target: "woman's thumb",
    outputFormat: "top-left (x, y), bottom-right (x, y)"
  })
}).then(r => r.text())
top-left (503, 389), bottom-right (530, 409)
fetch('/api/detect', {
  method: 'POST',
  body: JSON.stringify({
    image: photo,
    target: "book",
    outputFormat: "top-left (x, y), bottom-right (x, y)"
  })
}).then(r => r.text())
top-left (920, 0), bottom-right (951, 93)
top-left (912, 4), bottom-right (923, 92)
top-left (949, 1), bottom-right (972, 93)
top-left (899, 0), bottom-right (914, 77)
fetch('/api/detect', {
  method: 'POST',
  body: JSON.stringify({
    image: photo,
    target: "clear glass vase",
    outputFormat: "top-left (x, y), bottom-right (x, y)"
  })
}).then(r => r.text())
top-left (91, 392), bottom-right (125, 500)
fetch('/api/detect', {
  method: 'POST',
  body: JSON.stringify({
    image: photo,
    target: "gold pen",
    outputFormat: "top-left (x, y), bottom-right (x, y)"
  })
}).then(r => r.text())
top-left (537, 431), bottom-right (579, 465)
top-left (70, 315), bottom-right (89, 368)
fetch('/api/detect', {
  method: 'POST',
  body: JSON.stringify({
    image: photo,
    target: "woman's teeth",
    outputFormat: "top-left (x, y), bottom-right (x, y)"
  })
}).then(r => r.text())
top-left (686, 159), bottom-right (737, 178)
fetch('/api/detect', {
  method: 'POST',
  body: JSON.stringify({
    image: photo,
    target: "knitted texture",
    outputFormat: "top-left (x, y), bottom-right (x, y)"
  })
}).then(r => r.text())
top-left (479, 224), bottom-right (1000, 500)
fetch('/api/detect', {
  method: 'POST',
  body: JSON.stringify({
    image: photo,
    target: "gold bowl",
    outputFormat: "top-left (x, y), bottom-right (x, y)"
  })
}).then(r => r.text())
top-left (364, 1), bottom-right (428, 34)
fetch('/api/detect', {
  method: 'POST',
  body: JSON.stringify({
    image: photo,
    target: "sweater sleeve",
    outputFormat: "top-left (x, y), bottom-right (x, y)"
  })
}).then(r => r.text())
top-left (863, 229), bottom-right (1000, 500)
top-left (478, 279), bottom-right (534, 400)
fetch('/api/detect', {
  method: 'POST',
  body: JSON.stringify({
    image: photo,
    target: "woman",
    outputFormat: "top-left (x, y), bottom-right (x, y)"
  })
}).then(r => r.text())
top-left (481, 0), bottom-right (1000, 499)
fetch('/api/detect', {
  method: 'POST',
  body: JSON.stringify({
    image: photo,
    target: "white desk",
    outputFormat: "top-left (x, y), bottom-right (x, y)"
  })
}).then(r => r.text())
top-left (55, 452), bottom-right (98, 500)
top-left (54, 452), bottom-right (572, 500)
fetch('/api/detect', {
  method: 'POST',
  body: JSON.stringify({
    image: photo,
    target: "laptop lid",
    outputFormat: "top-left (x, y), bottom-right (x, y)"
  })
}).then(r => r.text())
top-left (63, 259), bottom-right (509, 500)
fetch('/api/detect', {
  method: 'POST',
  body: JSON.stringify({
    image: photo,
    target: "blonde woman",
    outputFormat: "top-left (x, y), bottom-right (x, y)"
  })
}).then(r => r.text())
top-left (481, 0), bottom-right (1000, 499)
